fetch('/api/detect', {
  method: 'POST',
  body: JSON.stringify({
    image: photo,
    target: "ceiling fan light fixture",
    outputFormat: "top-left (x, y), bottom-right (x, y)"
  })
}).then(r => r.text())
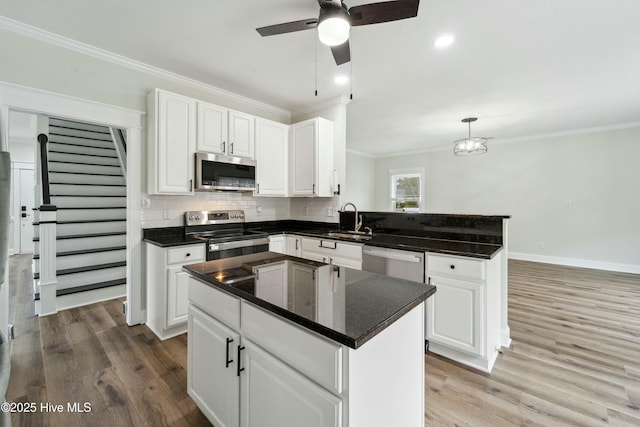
top-left (434, 34), bottom-right (454, 49)
top-left (318, 7), bottom-right (350, 46)
top-left (453, 117), bottom-right (489, 156)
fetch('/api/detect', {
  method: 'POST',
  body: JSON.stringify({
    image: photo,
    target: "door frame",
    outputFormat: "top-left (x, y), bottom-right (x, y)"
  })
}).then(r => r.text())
top-left (0, 81), bottom-right (145, 325)
top-left (12, 162), bottom-right (35, 254)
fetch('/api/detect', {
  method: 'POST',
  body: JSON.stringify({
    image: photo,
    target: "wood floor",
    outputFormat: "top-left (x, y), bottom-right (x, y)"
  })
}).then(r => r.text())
top-left (6, 255), bottom-right (640, 426)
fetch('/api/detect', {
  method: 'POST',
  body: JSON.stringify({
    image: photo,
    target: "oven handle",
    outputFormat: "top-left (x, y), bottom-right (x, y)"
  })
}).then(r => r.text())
top-left (209, 238), bottom-right (270, 251)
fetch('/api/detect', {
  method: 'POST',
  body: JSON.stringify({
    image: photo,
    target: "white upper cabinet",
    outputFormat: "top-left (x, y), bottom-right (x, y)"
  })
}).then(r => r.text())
top-left (289, 117), bottom-right (334, 197)
top-left (196, 103), bottom-right (254, 159)
top-left (197, 101), bottom-right (228, 154)
top-left (147, 88), bottom-right (196, 195)
top-left (255, 118), bottom-right (288, 196)
top-left (228, 110), bottom-right (255, 159)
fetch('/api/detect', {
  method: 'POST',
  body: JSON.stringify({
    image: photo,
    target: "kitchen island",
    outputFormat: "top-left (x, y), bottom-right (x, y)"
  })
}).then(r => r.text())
top-left (183, 252), bottom-right (436, 427)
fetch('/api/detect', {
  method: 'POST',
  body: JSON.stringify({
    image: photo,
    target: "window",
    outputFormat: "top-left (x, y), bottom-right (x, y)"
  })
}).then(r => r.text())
top-left (389, 169), bottom-right (423, 212)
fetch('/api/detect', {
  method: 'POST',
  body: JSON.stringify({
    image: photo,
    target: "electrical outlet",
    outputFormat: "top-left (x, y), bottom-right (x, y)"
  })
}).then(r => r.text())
top-left (327, 207), bottom-right (334, 217)
top-left (163, 209), bottom-right (170, 220)
top-left (303, 206), bottom-right (309, 216)
top-left (256, 205), bottom-right (262, 214)
top-left (539, 241), bottom-right (545, 249)
top-left (141, 197), bottom-right (151, 209)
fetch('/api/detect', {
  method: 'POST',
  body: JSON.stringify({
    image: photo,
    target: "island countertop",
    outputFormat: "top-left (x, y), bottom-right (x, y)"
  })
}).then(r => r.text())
top-left (183, 252), bottom-right (436, 349)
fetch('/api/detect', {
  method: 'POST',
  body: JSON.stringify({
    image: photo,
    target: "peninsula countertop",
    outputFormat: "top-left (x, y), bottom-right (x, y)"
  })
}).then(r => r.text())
top-left (183, 252), bottom-right (436, 349)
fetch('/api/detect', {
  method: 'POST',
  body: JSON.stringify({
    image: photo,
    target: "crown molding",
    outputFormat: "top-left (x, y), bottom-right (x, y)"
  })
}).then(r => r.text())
top-left (372, 121), bottom-right (640, 159)
top-left (0, 16), bottom-right (290, 118)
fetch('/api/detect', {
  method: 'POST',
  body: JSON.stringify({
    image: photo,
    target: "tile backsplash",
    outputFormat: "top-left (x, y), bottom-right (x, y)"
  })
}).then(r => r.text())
top-left (140, 193), bottom-right (342, 228)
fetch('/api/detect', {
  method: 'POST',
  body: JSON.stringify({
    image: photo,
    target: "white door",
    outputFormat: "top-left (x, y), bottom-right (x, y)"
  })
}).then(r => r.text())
top-left (19, 168), bottom-right (35, 254)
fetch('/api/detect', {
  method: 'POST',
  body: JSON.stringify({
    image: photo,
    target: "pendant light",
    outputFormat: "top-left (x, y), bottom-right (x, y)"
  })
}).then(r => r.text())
top-left (453, 117), bottom-right (489, 156)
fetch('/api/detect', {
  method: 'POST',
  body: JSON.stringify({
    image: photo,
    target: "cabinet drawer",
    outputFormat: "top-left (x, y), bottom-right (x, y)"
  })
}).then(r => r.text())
top-left (241, 302), bottom-right (343, 394)
top-left (188, 277), bottom-right (240, 330)
top-left (301, 238), bottom-right (362, 261)
top-left (167, 245), bottom-right (205, 265)
top-left (427, 254), bottom-right (485, 281)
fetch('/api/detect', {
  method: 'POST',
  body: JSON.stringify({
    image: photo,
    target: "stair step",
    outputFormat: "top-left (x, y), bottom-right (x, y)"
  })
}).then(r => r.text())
top-left (42, 265), bottom-right (126, 290)
top-left (49, 172), bottom-right (125, 186)
top-left (33, 245), bottom-right (126, 259)
top-left (33, 231), bottom-right (125, 241)
top-left (48, 161), bottom-right (123, 175)
top-left (34, 222), bottom-right (126, 238)
top-left (48, 134), bottom-right (115, 150)
top-left (50, 118), bottom-right (111, 135)
top-left (33, 261), bottom-right (126, 280)
top-left (49, 127), bottom-right (112, 142)
top-left (50, 183), bottom-right (126, 197)
top-left (35, 234), bottom-right (126, 253)
top-left (50, 196), bottom-right (126, 208)
top-left (55, 208), bottom-right (126, 222)
top-left (34, 278), bottom-right (127, 300)
top-left (48, 142), bottom-right (117, 157)
top-left (48, 152), bottom-right (121, 166)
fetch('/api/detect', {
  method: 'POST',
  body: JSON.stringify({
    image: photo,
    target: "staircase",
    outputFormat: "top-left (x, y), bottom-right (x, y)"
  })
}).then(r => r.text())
top-left (33, 117), bottom-right (127, 307)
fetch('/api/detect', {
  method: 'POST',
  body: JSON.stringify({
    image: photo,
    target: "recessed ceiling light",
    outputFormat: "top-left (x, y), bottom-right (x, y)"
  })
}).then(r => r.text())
top-left (434, 34), bottom-right (454, 49)
top-left (334, 74), bottom-right (349, 85)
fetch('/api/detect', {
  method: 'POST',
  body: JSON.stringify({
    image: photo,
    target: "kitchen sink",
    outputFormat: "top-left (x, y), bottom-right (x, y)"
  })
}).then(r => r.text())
top-left (325, 232), bottom-right (372, 241)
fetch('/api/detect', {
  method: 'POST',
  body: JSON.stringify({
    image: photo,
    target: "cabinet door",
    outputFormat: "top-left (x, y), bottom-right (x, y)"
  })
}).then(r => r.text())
top-left (426, 275), bottom-right (484, 356)
top-left (157, 91), bottom-right (196, 194)
top-left (268, 236), bottom-right (286, 254)
top-left (197, 101), bottom-right (228, 154)
top-left (255, 118), bottom-right (288, 196)
top-left (166, 267), bottom-right (190, 328)
top-left (254, 262), bottom-right (287, 307)
top-left (290, 120), bottom-right (316, 196)
top-left (188, 305), bottom-right (241, 427)
top-left (229, 110), bottom-right (255, 158)
top-left (240, 340), bottom-right (342, 427)
top-left (286, 236), bottom-right (302, 257)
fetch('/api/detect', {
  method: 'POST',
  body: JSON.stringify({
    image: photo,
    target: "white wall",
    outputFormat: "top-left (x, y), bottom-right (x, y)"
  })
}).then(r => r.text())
top-left (344, 150), bottom-right (376, 210)
top-left (373, 127), bottom-right (640, 273)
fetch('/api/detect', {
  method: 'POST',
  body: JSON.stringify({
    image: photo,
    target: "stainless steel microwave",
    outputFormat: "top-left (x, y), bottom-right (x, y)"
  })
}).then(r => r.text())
top-left (194, 152), bottom-right (256, 192)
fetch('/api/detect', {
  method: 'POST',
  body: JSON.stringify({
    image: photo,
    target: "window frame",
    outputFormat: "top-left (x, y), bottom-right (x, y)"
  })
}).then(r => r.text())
top-left (388, 167), bottom-right (424, 213)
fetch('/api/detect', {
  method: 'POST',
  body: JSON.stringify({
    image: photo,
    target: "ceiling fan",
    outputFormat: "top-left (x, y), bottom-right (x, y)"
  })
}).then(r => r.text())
top-left (256, 0), bottom-right (420, 65)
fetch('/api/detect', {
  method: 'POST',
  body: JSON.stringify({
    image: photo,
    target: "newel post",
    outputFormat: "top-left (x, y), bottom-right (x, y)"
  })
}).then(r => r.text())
top-left (37, 205), bottom-right (57, 316)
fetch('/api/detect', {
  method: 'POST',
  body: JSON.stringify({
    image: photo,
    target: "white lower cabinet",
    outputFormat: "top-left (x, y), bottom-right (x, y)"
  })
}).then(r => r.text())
top-left (188, 276), bottom-right (340, 427)
top-left (241, 340), bottom-right (342, 427)
top-left (425, 251), bottom-right (503, 372)
top-left (146, 243), bottom-right (205, 340)
top-left (188, 305), bottom-right (240, 427)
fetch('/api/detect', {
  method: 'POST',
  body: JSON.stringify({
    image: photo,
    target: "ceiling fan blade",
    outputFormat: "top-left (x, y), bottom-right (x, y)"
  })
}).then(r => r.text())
top-left (348, 0), bottom-right (420, 27)
top-left (256, 18), bottom-right (319, 37)
top-left (331, 40), bottom-right (351, 65)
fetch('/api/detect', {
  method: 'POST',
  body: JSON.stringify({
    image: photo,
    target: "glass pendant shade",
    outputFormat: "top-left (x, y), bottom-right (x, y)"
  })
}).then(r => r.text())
top-left (453, 117), bottom-right (489, 156)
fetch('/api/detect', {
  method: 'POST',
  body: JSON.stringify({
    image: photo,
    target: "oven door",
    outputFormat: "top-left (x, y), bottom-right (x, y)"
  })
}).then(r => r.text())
top-left (208, 238), bottom-right (270, 261)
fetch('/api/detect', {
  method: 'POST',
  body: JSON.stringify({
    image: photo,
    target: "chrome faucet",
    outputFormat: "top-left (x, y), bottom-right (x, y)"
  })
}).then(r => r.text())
top-left (341, 202), bottom-right (363, 233)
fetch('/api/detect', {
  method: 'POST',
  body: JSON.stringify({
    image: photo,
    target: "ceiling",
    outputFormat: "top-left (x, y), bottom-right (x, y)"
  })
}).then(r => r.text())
top-left (1, 0), bottom-right (639, 156)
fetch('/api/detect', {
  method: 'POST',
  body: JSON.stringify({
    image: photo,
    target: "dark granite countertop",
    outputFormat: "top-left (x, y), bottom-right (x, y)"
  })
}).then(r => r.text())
top-left (143, 227), bottom-right (205, 247)
top-left (183, 252), bottom-right (436, 349)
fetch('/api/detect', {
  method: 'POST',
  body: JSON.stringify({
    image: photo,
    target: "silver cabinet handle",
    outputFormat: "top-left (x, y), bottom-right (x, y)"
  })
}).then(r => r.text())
top-left (222, 141), bottom-right (226, 153)
top-left (230, 142), bottom-right (234, 154)
top-left (312, 184), bottom-right (316, 194)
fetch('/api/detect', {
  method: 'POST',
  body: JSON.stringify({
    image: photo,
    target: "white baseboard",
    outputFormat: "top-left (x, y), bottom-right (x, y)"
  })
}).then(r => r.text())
top-left (509, 252), bottom-right (640, 274)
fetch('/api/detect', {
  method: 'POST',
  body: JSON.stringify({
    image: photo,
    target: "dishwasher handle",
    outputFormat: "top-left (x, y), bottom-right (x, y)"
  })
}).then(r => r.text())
top-left (363, 247), bottom-right (423, 263)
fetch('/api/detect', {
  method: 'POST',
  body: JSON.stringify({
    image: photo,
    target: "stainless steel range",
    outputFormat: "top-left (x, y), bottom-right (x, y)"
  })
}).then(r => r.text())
top-left (185, 210), bottom-right (270, 261)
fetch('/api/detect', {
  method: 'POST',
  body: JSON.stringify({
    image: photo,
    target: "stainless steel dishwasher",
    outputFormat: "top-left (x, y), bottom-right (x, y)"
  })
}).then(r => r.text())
top-left (362, 246), bottom-right (425, 283)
